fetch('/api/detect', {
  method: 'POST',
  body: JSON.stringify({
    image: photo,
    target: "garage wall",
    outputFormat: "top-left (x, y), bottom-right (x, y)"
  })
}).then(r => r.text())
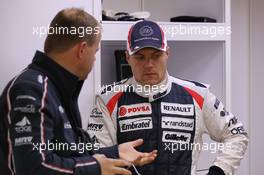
top-left (0, 0), bottom-right (95, 128)
top-left (1, 0), bottom-right (263, 174)
top-left (249, 0), bottom-right (264, 174)
top-left (231, 0), bottom-right (250, 174)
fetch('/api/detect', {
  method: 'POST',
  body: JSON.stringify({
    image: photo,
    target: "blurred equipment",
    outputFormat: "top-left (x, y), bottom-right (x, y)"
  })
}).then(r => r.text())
top-left (114, 50), bottom-right (133, 81)
top-left (170, 16), bottom-right (217, 23)
top-left (102, 10), bottom-right (150, 21)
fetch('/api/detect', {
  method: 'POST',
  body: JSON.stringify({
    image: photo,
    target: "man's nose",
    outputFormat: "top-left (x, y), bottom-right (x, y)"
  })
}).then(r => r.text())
top-left (144, 58), bottom-right (154, 68)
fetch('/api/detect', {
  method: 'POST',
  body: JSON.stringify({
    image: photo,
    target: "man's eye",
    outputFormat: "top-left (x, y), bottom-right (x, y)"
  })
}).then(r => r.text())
top-left (134, 55), bottom-right (144, 60)
top-left (152, 53), bottom-right (162, 59)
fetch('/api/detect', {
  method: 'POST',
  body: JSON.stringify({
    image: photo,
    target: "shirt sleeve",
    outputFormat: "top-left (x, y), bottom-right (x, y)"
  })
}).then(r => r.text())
top-left (87, 95), bottom-right (118, 147)
top-left (9, 81), bottom-right (101, 175)
top-left (202, 90), bottom-right (249, 175)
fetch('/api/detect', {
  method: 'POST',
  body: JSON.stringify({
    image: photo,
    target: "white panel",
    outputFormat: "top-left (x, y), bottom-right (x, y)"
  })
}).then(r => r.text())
top-left (167, 41), bottom-right (224, 100)
top-left (0, 0), bottom-right (94, 128)
top-left (102, 0), bottom-right (223, 22)
top-left (250, 0), bottom-right (264, 175)
top-left (231, 0), bottom-right (250, 174)
top-left (144, 0), bottom-right (223, 22)
top-left (102, 0), bottom-right (141, 13)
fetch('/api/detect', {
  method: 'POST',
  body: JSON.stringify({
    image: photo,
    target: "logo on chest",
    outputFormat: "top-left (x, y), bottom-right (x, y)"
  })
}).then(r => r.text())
top-left (161, 102), bottom-right (194, 116)
top-left (118, 103), bottom-right (152, 117)
top-left (119, 117), bottom-right (153, 132)
top-left (162, 117), bottom-right (194, 131)
top-left (162, 131), bottom-right (191, 143)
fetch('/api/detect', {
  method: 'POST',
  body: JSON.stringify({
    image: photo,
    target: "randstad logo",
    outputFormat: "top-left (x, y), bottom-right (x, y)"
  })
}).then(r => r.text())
top-left (118, 103), bottom-right (152, 117)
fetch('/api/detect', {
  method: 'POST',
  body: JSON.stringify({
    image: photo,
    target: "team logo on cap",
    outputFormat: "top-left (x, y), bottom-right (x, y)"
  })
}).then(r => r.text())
top-left (139, 26), bottom-right (154, 36)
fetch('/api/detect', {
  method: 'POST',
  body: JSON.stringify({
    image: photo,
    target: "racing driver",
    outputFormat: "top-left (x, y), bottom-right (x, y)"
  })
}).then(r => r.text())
top-left (87, 20), bottom-right (249, 175)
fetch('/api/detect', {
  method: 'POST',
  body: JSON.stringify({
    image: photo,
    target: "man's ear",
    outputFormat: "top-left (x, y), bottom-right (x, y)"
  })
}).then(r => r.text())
top-left (165, 46), bottom-right (170, 57)
top-left (125, 50), bottom-right (131, 64)
top-left (77, 41), bottom-right (88, 59)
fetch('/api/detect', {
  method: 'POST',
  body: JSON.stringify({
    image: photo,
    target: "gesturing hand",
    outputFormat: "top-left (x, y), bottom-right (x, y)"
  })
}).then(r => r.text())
top-left (93, 154), bottom-right (132, 175)
top-left (118, 139), bottom-right (157, 166)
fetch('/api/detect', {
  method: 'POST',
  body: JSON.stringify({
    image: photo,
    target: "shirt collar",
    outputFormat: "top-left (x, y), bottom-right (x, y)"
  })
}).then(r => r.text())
top-left (29, 50), bottom-right (83, 99)
top-left (129, 72), bottom-right (171, 102)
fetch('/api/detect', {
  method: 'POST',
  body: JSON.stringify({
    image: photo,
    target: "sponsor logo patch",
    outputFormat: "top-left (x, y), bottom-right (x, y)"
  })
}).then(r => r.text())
top-left (231, 126), bottom-right (247, 135)
top-left (87, 123), bottom-right (104, 132)
top-left (58, 106), bottom-right (65, 114)
top-left (162, 131), bottom-right (191, 143)
top-left (15, 117), bottom-right (32, 133)
top-left (228, 116), bottom-right (238, 127)
top-left (161, 102), bottom-right (194, 116)
top-left (14, 104), bottom-right (36, 113)
top-left (90, 108), bottom-right (103, 118)
top-left (118, 103), bottom-right (152, 117)
top-left (139, 25), bottom-right (154, 37)
top-left (162, 117), bottom-right (194, 131)
top-left (64, 121), bottom-right (72, 129)
top-left (15, 136), bottom-right (33, 146)
top-left (38, 75), bottom-right (43, 84)
top-left (214, 98), bottom-right (220, 109)
top-left (120, 117), bottom-right (153, 132)
top-left (16, 95), bottom-right (36, 101)
top-left (220, 107), bottom-right (229, 117)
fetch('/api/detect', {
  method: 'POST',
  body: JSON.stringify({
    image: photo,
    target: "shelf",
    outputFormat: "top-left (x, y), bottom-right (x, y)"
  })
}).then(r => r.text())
top-left (101, 21), bottom-right (230, 41)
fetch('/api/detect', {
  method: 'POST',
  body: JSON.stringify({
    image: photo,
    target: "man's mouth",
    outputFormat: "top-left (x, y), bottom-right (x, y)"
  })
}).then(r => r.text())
top-left (144, 73), bottom-right (156, 76)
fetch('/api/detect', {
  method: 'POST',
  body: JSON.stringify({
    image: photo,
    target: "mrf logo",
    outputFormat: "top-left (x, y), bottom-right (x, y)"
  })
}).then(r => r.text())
top-left (118, 103), bottom-right (152, 117)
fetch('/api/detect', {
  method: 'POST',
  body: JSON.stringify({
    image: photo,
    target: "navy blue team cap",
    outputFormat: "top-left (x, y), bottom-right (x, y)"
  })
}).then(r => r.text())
top-left (127, 20), bottom-right (167, 55)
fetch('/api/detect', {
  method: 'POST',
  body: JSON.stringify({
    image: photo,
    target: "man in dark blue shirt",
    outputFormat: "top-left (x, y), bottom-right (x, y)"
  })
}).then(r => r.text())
top-left (0, 8), bottom-right (156, 175)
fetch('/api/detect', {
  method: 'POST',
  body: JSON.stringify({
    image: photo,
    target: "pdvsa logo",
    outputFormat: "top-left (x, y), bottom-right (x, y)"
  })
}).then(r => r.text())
top-left (118, 103), bottom-right (152, 117)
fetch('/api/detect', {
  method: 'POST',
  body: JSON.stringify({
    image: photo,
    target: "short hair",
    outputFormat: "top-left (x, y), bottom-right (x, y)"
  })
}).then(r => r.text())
top-left (44, 8), bottom-right (100, 53)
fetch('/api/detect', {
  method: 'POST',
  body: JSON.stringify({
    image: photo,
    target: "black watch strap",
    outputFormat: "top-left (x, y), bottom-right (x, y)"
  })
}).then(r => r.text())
top-left (207, 166), bottom-right (225, 175)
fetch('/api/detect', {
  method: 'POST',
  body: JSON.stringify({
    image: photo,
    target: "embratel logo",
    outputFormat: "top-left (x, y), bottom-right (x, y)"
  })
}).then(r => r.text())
top-left (161, 102), bottom-right (194, 116)
top-left (120, 117), bottom-right (153, 132)
top-left (118, 103), bottom-right (152, 117)
top-left (162, 131), bottom-right (191, 143)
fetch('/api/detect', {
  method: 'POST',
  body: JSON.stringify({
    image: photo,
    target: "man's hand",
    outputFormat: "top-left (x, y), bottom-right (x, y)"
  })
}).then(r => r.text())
top-left (118, 139), bottom-right (157, 166)
top-left (93, 154), bottom-right (132, 175)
